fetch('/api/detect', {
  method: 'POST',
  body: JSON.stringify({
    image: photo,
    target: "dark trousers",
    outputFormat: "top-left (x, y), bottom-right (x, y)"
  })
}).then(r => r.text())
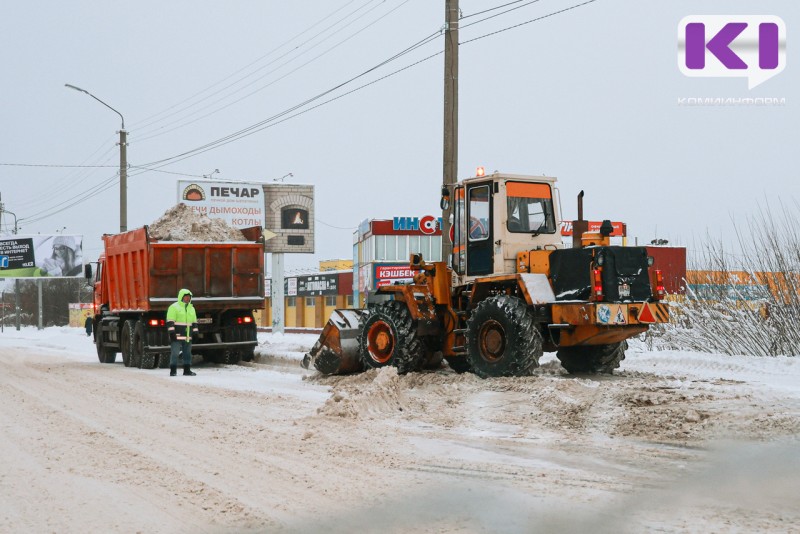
top-left (169, 340), bottom-right (193, 366)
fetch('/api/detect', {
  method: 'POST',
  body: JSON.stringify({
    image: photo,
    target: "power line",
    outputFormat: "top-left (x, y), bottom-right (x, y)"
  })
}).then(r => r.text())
top-left (0, 162), bottom-right (117, 168)
top-left (17, 0), bottom-right (602, 224)
top-left (136, 0), bottom-right (600, 170)
top-left (460, 0), bottom-right (544, 29)
top-left (134, 0), bottom-right (412, 143)
top-left (136, 30), bottom-right (443, 168)
top-left (461, 0), bottom-right (599, 44)
top-left (130, 0), bottom-right (369, 131)
top-left (461, 0), bottom-right (527, 20)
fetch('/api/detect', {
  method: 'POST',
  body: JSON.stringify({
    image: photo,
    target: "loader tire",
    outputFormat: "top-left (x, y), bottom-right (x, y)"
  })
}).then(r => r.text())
top-left (121, 320), bottom-right (136, 367)
top-left (557, 341), bottom-right (627, 374)
top-left (444, 356), bottom-right (472, 374)
top-left (465, 295), bottom-right (541, 378)
top-left (358, 302), bottom-right (425, 374)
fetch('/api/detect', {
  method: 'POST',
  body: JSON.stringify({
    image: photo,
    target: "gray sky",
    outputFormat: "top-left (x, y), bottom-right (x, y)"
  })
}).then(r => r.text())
top-left (1, 0), bottom-right (797, 273)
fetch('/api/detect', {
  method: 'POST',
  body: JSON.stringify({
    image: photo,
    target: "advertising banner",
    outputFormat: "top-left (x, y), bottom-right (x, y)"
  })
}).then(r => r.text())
top-left (560, 221), bottom-right (625, 237)
top-left (374, 263), bottom-right (416, 288)
top-left (0, 235), bottom-right (84, 278)
top-left (177, 180), bottom-right (264, 229)
top-left (297, 274), bottom-right (338, 296)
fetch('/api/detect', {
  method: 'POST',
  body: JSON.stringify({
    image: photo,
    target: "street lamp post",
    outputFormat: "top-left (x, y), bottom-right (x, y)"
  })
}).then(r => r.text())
top-left (0, 205), bottom-right (21, 331)
top-left (65, 84), bottom-right (128, 232)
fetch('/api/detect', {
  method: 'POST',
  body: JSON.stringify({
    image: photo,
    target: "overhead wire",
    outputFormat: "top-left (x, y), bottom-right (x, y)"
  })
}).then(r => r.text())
top-left (460, 0), bottom-right (543, 28)
top-left (21, 0), bottom-right (601, 225)
top-left (461, 0), bottom-right (527, 19)
top-left (136, 28), bottom-right (443, 168)
top-left (134, 0), bottom-right (412, 143)
top-left (131, 0), bottom-right (368, 131)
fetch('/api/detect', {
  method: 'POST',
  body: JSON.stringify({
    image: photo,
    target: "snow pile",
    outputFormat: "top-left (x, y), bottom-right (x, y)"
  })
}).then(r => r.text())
top-left (148, 203), bottom-right (245, 242)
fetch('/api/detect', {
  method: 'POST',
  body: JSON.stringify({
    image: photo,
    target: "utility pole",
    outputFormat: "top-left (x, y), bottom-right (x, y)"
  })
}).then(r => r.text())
top-left (119, 129), bottom-right (128, 232)
top-left (441, 0), bottom-right (459, 261)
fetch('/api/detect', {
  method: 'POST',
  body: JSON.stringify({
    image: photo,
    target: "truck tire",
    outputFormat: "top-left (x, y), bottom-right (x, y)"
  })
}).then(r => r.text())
top-left (358, 302), bottom-right (425, 374)
top-left (223, 350), bottom-right (241, 365)
top-left (465, 295), bottom-right (541, 378)
top-left (135, 321), bottom-right (157, 369)
top-left (121, 320), bottom-right (136, 367)
top-left (240, 348), bottom-right (255, 363)
top-left (158, 353), bottom-right (172, 369)
top-left (96, 329), bottom-right (117, 364)
top-left (556, 341), bottom-right (627, 374)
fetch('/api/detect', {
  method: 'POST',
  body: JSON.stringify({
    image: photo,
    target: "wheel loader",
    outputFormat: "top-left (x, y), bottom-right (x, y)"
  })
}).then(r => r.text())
top-left (303, 171), bottom-right (668, 377)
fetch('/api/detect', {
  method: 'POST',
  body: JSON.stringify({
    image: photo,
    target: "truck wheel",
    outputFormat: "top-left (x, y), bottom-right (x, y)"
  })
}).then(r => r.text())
top-left (157, 353), bottom-right (172, 369)
top-left (557, 341), bottom-right (627, 374)
top-left (240, 348), bottom-right (255, 362)
top-left (134, 321), bottom-right (156, 369)
top-left (465, 295), bottom-right (541, 378)
top-left (223, 350), bottom-right (241, 365)
top-left (358, 302), bottom-right (425, 374)
top-left (121, 320), bottom-right (136, 367)
top-left (96, 329), bottom-right (117, 364)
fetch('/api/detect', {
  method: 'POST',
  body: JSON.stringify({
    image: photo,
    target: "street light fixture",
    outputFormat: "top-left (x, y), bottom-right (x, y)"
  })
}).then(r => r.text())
top-left (65, 83), bottom-right (128, 232)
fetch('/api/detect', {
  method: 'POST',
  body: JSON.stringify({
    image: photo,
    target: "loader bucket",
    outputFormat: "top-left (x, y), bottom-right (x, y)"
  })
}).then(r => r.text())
top-left (302, 309), bottom-right (368, 375)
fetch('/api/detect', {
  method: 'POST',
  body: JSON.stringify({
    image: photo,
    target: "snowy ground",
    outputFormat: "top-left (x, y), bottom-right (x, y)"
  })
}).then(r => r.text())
top-left (0, 327), bottom-right (798, 532)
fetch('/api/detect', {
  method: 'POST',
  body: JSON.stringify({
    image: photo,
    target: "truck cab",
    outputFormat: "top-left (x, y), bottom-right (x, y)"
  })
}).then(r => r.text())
top-left (452, 171), bottom-right (563, 284)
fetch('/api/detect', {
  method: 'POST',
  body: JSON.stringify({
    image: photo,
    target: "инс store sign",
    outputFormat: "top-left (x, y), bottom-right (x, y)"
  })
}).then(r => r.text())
top-left (263, 184), bottom-right (314, 253)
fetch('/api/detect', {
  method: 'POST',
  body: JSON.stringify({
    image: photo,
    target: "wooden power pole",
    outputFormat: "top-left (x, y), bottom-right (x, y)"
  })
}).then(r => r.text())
top-left (441, 0), bottom-right (459, 261)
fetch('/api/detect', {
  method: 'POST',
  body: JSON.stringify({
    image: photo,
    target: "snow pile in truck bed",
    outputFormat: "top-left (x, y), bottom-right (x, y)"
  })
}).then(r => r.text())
top-left (148, 203), bottom-right (246, 242)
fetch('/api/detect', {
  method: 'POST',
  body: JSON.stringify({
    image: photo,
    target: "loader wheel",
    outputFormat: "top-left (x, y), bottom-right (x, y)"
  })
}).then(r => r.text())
top-left (556, 341), bottom-right (627, 374)
top-left (96, 328), bottom-right (117, 364)
top-left (444, 356), bottom-right (472, 374)
top-left (465, 295), bottom-right (542, 378)
top-left (121, 320), bottom-right (136, 367)
top-left (358, 302), bottom-right (425, 374)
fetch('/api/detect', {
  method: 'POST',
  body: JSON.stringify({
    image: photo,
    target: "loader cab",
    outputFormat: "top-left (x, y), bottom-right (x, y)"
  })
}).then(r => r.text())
top-left (452, 172), bottom-right (563, 282)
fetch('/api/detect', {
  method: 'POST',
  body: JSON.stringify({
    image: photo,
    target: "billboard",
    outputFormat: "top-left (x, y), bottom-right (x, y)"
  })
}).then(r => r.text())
top-left (262, 184), bottom-right (315, 253)
top-left (0, 235), bottom-right (84, 278)
top-left (177, 180), bottom-right (264, 229)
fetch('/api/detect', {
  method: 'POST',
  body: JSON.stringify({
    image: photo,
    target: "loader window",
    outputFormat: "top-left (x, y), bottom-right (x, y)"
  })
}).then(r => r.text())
top-left (506, 181), bottom-right (556, 234)
top-left (468, 186), bottom-right (490, 241)
top-left (453, 187), bottom-right (466, 275)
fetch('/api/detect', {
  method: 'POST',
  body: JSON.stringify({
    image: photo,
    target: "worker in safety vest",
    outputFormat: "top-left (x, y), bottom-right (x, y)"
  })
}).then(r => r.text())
top-left (166, 288), bottom-right (199, 376)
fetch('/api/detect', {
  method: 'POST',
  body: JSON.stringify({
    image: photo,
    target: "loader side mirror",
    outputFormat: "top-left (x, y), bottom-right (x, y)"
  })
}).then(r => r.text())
top-left (440, 185), bottom-right (450, 210)
top-left (410, 253), bottom-right (423, 267)
top-left (84, 264), bottom-right (93, 280)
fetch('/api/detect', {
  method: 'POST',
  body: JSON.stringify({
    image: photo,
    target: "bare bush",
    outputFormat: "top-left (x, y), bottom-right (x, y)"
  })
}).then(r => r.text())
top-left (644, 201), bottom-right (800, 357)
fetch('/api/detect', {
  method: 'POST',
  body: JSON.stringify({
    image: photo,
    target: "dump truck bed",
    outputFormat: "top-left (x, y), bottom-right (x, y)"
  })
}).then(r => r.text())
top-left (102, 226), bottom-right (264, 313)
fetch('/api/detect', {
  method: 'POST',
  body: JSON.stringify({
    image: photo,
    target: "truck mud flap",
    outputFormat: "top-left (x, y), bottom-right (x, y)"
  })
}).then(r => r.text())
top-left (303, 309), bottom-right (368, 375)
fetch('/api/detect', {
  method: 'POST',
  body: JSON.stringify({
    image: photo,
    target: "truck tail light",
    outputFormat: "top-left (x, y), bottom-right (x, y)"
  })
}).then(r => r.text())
top-left (593, 268), bottom-right (604, 300)
top-left (654, 269), bottom-right (665, 300)
top-left (237, 316), bottom-right (253, 324)
top-left (148, 318), bottom-right (165, 327)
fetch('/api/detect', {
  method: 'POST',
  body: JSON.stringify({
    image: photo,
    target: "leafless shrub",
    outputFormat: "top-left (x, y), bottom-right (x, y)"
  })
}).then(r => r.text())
top-left (644, 201), bottom-right (800, 357)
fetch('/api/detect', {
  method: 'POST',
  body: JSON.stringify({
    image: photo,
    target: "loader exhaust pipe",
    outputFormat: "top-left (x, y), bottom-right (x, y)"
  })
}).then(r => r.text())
top-left (572, 190), bottom-right (589, 248)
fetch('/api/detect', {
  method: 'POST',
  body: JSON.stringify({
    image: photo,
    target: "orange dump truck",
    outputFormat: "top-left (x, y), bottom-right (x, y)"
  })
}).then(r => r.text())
top-left (87, 226), bottom-right (265, 369)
